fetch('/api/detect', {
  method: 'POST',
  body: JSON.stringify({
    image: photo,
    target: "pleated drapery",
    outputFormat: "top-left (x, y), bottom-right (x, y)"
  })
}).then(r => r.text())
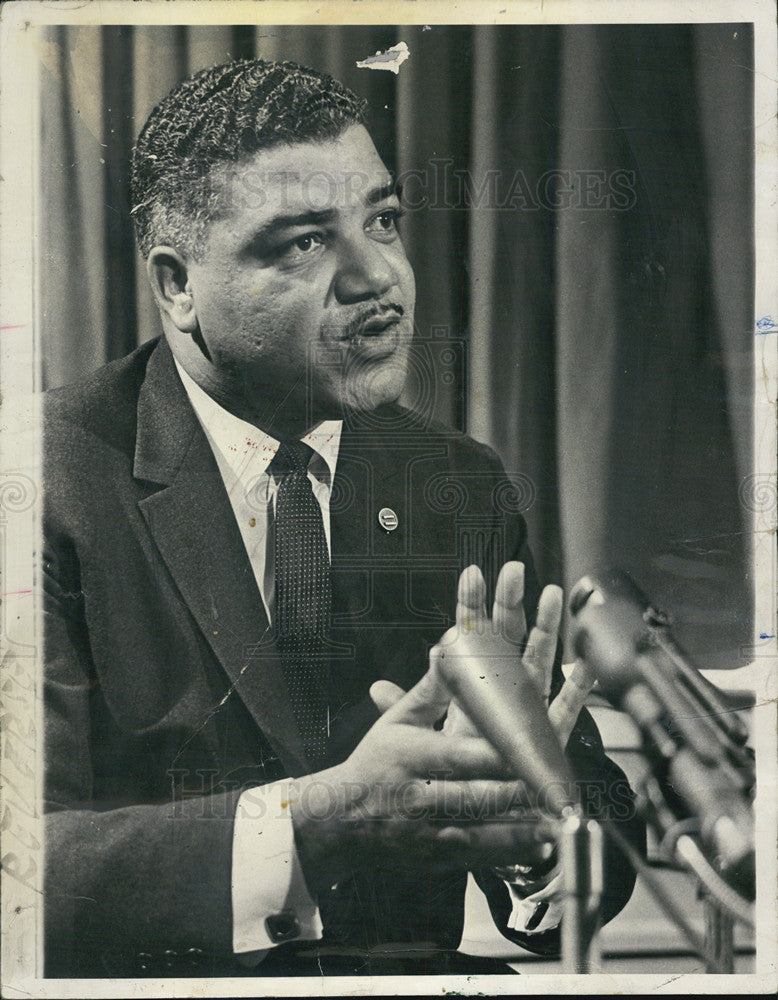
top-left (39, 24), bottom-right (754, 668)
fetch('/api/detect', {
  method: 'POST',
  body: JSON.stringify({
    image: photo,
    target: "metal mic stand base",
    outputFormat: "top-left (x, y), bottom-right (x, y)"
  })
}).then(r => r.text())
top-left (560, 812), bottom-right (604, 974)
top-left (703, 891), bottom-right (735, 973)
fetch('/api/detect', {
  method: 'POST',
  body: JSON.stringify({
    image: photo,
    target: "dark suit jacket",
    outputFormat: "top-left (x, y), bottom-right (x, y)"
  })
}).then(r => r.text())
top-left (43, 337), bottom-right (642, 977)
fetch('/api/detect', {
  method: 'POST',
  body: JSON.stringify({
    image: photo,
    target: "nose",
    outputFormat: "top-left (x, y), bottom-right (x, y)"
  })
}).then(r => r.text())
top-left (333, 234), bottom-right (396, 303)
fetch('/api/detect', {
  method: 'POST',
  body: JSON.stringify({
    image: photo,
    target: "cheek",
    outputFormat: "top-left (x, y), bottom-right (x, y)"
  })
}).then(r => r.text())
top-left (196, 272), bottom-right (305, 351)
top-left (392, 250), bottom-right (416, 316)
top-left (247, 274), bottom-right (323, 332)
top-left (397, 250), bottom-right (415, 290)
top-left (192, 273), bottom-right (241, 335)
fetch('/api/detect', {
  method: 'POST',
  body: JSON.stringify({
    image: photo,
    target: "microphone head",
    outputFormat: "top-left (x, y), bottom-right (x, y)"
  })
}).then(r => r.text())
top-left (569, 569), bottom-right (656, 705)
top-left (571, 571), bottom-right (756, 902)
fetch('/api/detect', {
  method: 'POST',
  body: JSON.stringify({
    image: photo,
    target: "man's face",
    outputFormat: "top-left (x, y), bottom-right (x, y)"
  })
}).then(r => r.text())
top-left (184, 124), bottom-right (415, 422)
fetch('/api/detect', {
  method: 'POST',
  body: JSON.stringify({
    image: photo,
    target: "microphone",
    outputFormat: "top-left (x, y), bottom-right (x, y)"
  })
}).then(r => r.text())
top-left (432, 630), bottom-right (576, 818)
top-left (569, 570), bottom-right (755, 900)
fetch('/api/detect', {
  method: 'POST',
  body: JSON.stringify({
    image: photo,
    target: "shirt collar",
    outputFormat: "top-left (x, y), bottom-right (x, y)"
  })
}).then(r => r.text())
top-left (173, 357), bottom-right (342, 486)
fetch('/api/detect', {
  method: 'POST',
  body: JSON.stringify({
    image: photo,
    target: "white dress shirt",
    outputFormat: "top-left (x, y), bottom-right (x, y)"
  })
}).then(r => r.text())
top-left (174, 358), bottom-right (561, 960)
top-left (175, 360), bottom-right (335, 957)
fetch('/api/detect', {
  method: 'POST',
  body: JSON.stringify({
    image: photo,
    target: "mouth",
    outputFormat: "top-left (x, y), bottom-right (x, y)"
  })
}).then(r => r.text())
top-left (348, 310), bottom-right (404, 360)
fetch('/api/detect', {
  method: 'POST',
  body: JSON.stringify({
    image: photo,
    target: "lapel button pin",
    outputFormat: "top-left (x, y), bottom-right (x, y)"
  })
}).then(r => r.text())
top-left (378, 507), bottom-right (398, 532)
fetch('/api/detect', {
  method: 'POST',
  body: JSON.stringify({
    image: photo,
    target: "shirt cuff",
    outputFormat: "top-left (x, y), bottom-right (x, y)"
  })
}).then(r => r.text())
top-left (505, 872), bottom-right (564, 935)
top-left (231, 781), bottom-right (323, 957)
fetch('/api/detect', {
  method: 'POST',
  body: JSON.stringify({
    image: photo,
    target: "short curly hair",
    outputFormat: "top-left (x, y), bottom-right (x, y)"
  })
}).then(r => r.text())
top-left (130, 58), bottom-right (368, 259)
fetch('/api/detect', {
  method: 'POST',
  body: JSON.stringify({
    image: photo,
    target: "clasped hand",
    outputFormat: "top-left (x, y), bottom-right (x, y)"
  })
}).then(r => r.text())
top-left (290, 562), bottom-right (595, 892)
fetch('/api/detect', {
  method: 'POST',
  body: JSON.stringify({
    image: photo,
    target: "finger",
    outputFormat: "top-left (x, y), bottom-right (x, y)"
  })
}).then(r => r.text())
top-left (442, 698), bottom-right (480, 739)
top-left (455, 564), bottom-right (487, 633)
top-left (491, 561), bottom-right (526, 646)
top-left (548, 660), bottom-right (597, 745)
top-left (370, 679), bottom-right (406, 715)
top-left (431, 818), bottom-right (555, 869)
top-left (350, 814), bottom-right (553, 873)
top-left (522, 584), bottom-right (563, 701)
top-left (406, 733), bottom-right (515, 781)
top-left (393, 775), bottom-right (537, 819)
top-left (383, 657), bottom-right (451, 727)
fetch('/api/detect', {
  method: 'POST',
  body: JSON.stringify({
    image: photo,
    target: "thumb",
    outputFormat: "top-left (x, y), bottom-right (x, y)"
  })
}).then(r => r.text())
top-left (370, 679), bottom-right (406, 714)
top-left (383, 652), bottom-right (452, 727)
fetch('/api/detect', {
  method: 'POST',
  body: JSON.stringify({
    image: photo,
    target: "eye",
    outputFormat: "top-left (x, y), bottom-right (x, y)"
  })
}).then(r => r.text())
top-left (366, 207), bottom-right (405, 236)
top-left (291, 233), bottom-right (324, 254)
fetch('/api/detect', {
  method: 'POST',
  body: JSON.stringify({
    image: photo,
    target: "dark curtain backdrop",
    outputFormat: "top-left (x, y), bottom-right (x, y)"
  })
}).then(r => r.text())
top-left (39, 24), bottom-right (754, 668)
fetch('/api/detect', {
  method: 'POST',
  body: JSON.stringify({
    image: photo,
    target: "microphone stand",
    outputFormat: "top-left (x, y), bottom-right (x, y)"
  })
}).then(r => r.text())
top-left (600, 817), bottom-right (742, 974)
top-left (567, 569), bottom-right (755, 974)
top-left (560, 812), bottom-right (603, 973)
top-left (556, 810), bottom-right (739, 973)
top-left (432, 570), bottom-right (753, 973)
top-left (703, 889), bottom-right (735, 974)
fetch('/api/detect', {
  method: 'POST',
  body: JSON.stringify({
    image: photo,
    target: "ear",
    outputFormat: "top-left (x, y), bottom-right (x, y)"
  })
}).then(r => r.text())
top-left (146, 246), bottom-right (199, 334)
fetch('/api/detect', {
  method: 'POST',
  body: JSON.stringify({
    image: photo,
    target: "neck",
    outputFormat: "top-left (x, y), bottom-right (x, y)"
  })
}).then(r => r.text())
top-left (167, 335), bottom-right (335, 440)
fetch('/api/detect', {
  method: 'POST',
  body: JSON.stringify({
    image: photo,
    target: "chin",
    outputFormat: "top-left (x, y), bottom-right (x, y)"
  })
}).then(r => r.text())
top-left (342, 366), bottom-right (407, 413)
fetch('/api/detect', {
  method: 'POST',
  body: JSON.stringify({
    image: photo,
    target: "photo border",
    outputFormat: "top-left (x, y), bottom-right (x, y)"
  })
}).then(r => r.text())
top-left (1, 1), bottom-right (775, 996)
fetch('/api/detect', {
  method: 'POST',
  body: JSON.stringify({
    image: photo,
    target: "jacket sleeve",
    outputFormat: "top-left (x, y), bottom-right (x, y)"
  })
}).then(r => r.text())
top-left (473, 703), bottom-right (645, 956)
top-left (43, 529), bottom-right (241, 976)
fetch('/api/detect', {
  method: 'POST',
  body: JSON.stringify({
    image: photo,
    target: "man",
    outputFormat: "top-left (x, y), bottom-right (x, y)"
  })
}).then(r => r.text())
top-left (43, 58), bottom-right (643, 978)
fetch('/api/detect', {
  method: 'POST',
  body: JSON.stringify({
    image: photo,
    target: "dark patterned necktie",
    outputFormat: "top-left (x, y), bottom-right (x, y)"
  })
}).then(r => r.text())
top-left (271, 440), bottom-right (331, 761)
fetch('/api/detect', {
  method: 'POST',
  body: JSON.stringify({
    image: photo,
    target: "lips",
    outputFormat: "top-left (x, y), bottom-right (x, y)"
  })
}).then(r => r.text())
top-left (360, 311), bottom-right (402, 335)
top-left (349, 310), bottom-right (404, 360)
top-left (351, 325), bottom-right (400, 361)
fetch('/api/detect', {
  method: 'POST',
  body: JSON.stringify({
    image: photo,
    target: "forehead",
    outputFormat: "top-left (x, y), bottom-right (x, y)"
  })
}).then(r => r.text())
top-left (215, 124), bottom-right (393, 224)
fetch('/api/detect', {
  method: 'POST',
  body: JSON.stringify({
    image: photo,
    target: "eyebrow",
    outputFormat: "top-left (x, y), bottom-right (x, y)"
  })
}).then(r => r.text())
top-left (365, 180), bottom-right (399, 205)
top-left (245, 208), bottom-right (336, 241)
top-left (239, 178), bottom-right (400, 252)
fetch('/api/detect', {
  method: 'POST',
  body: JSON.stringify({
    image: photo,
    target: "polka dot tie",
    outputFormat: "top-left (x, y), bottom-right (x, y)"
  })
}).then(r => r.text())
top-left (271, 440), bottom-right (331, 761)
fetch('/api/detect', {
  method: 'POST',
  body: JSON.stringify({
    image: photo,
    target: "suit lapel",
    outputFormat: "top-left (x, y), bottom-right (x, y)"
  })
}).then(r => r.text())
top-left (331, 410), bottom-right (455, 595)
top-left (133, 340), bottom-right (308, 776)
top-left (331, 412), bottom-right (413, 563)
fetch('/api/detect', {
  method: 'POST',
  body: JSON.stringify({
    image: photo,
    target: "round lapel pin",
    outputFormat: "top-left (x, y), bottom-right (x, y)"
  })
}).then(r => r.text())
top-left (377, 507), bottom-right (398, 532)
